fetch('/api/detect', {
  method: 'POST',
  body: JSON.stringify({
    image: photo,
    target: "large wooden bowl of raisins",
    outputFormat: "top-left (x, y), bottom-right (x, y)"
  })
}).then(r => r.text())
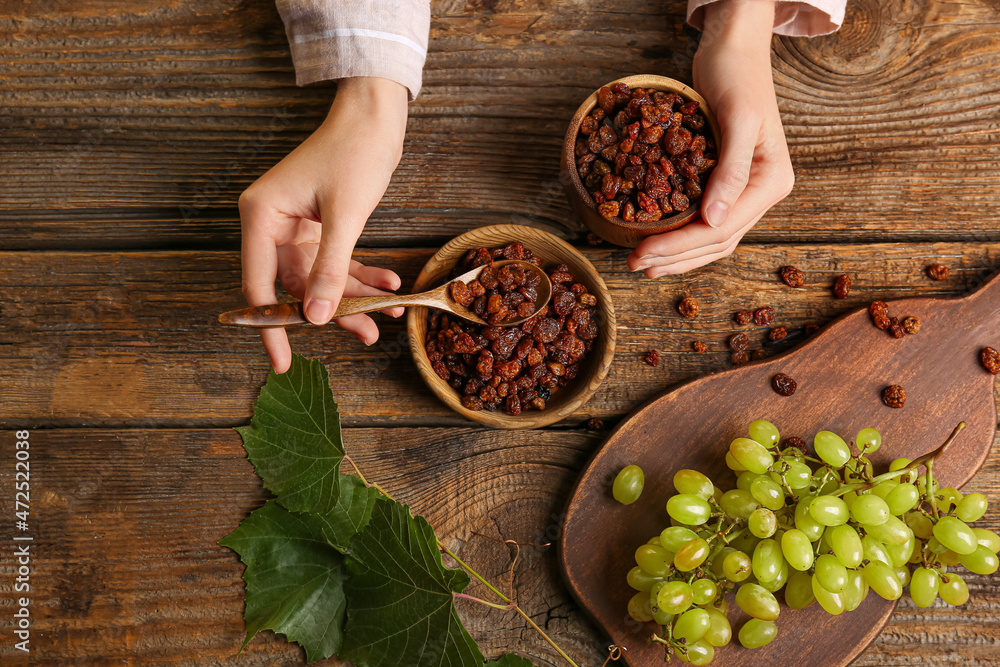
top-left (407, 225), bottom-right (617, 429)
top-left (562, 75), bottom-right (721, 248)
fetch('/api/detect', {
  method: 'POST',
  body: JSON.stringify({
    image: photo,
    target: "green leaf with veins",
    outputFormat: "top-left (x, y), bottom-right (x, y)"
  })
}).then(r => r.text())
top-left (219, 500), bottom-right (348, 663)
top-left (485, 654), bottom-right (542, 667)
top-left (316, 473), bottom-right (381, 552)
top-left (236, 354), bottom-right (343, 514)
top-left (341, 498), bottom-right (485, 667)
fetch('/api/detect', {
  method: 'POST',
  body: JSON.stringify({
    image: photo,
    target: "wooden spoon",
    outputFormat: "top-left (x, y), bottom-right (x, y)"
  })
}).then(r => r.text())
top-left (218, 260), bottom-right (552, 328)
top-left (559, 271), bottom-right (1000, 667)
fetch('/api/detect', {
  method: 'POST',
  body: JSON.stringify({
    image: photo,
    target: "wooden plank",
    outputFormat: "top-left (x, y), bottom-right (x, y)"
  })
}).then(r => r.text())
top-left (3, 0), bottom-right (1000, 248)
top-left (3, 242), bottom-right (1000, 429)
top-left (0, 427), bottom-right (996, 665)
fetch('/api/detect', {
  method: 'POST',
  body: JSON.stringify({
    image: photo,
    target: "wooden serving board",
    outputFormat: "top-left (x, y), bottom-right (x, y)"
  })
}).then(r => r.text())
top-left (559, 273), bottom-right (1000, 667)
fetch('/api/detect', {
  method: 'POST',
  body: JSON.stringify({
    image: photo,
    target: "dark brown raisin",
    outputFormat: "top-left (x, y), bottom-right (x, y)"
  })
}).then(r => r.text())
top-left (888, 317), bottom-right (906, 339)
top-left (753, 306), bottom-right (775, 327)
top-left (597, 200), bottom-right (620, 219)
top-left (729, 333), bottom-right (749, 351)
top-left (735, 310), bottom-right (753, 326)
top-left (927, 264), bottom-right (950, 281)
top-left (586, 232), bottom-right (604, 246)
top-left (982, 347), bottom-right (1000, 375)
top-left (692, 341), bottom-right (708, 353)
top-left (769, 327), bottom-right (788, 342)
top-left (505, 393), bottom-right (522, 416)
top-left (449, 280), bottom-right (475, 306)
top-left (461, 395), bottom-right (484, 411)
top-left (834, 274), bottom-right (852, 300)
top-left (869, 301), bottom-right (889, 319)
top-left (873, 314), bottom-right (890, 330)
top-left (751, 349), bottom-right (768, 360)
top-left (780, 266), bottom-right (805, 288)
top-left (882, 385), bottom-right (906, 408)
top-left (678, 297), bottom-right (700, 319)
top-left (903, 316), bottom-right (921, 335)
top-left (644, 349), bottom-right (659, 366)
top-left (585, 417), bottom-right (604, 431)
top-left (804, 323), bottom-right (821, 336)
top-left (783, 437), bottom-right (808, 456)
top-left (771, 373), bottom-right (797, 396)
top-left (731, 351), bottom-right (750, 365)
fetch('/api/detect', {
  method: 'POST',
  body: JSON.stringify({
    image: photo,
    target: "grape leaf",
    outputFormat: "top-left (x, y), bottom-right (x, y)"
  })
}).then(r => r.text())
top-left (341, 498), bottom-right (485, 667)
top-left (236, 354), bottom-right (343, 514)
top-left (316, 473), bottom-right (381, 552)
top-left (485, 654), bottom-right (541, 667)
top-left (219, 500), bottom-right (348, 663)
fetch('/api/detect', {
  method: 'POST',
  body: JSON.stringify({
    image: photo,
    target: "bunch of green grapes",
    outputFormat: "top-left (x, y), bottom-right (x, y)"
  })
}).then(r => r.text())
top-left (615, 421), bottom-right (999, 665)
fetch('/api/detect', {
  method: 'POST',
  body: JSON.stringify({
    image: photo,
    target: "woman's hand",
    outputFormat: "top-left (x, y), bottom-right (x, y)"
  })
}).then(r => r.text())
top-left (628, 0), bottom-right (794, 277)
top-left (239, 77), bottom-right (409, 373)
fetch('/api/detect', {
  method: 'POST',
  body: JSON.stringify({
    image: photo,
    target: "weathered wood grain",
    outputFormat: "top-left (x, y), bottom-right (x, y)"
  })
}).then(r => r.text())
top-left (0, 428), bottom-right (995, 666)
top-left (2, 242), bottom-right (1000, 429)
top-left (4, 0), bottom-right (1000, 249)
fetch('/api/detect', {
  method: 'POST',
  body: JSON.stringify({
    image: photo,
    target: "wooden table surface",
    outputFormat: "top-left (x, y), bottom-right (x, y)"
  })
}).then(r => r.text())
top-left (2, 0), bottom-right (999, 665)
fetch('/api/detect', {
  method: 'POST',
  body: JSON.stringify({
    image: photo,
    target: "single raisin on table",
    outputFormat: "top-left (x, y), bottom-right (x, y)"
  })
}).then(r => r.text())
top-left (753, 306), bottom-right (775, 327)
top-left (927, 264), bottom-right (950, 281)
top-left (678, 297), bottom-right (700, 319)
top-left (780, 266), bottom-right (805, 288)
top-left (982, 347), bottom-right (1000, 375)
top-left (769, 326), bottom-right (788, 342)
top-left (644, 349), bottom-right (660, 366)
top-left (751, 349), bottom-right (768, 360)
top-left (771, 373), bottom-right (797, 396)
top-left (729, 333), bottom-right (749, 351)
top-left (585, 417), bottom-right (604, 431)
top-left (692, 340), bottom-right (708, 353)
top-left (882, 385), bottom-right (906, 408)
top-left (903, 316), bottom-right (921, 335)
top-left (731, 350), bottom-right (750, 365)
top-left (804, 323), bottom-right (821, 336)
top-left (735, 310), bottom-right (753, 326)
top-left (834, 274), bottom-right (852, 300)
top-left (873, 314), bottom-right (891, 330)
top-left (888, 316), bottom-right (906, 339)
top-left (869, 301), bottom-right (889, 320)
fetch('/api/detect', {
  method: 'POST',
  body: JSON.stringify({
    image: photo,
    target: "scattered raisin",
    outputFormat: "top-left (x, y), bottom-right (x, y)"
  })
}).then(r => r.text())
top-left (771, 373), bottom-right (797, 396)
top-left (585, 417), bottom-right (604, 431)
top-left (783, 437), bottom-right (808, 455)
top-left (751, 349), bottom-right (768, 360)
top-left (586, 232), bottom-right (604, 246)
top-left (804, 323), bottom-right (821, 336)
top-left (869, 301), bottom-right (889, 319)
top-left (678, 297), bottom-right (700, 319)
top-left (729, 333), bottom-right (749, 351)
top-left (903, 316), bottom-right (921, 335)
top-left (927, 264), bottom-right (950, 281)
top-left (753, 306), bottom-right (775, 327)
top-left (769, 326), bottom-right (788, 342)
top-left (882, 385), bottom-right (906, 408)
top-left (731, 351), bottom-right (750, 365)
top-left (834, 274), bottom-right (852, 300)
top-left (982, 347), bottom-right (1000, 375)
top-left (888, 317), bottom-right (906, 339)
top-left (692, 341), bottom-right (708, 353)
top-left (873, 314), bottom-right (891, 330)
top-left (735, 310), bottom-right (753, 326)
top-left (780, 266), bottom-right (805, 288)
top-left (644, 349), bottom-right (660, 366)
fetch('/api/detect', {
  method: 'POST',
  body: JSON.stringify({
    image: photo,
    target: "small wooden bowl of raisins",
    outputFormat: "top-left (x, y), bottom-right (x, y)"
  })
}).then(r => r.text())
top-left (562, 75), bottom-right (721, 248)
top-left (407, 225), bottom-right (617, 429)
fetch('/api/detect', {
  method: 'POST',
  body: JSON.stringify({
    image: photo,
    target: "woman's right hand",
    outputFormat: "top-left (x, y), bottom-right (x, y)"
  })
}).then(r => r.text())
top-left (239, 77), bottom-right (409, 373)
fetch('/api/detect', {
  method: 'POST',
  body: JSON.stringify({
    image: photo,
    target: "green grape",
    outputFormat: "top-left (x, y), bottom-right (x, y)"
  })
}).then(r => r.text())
top-left (735, 583), bottom-right (780, 621)
top-left (814, 431), bottom-right (850, 468)
top-left (738, 618), bottom-right (777, 649)
top-left (725, 451), bottom-right (747, 472)
top-left (723, 550), bottom-right (752, 582)
top-left (829, 524), bottom-right (863, 568)
top-left (704, 608), bottom-right (732, 647)
top-left (809, 495), bottom-right (850, 527)
top-left (863, 561), bottom-right (903, 600)
top-left (721, 489), bottom-right (761, 520)
top-left (709, 546), bottom-right (734, 578)
top-left (917, 473), bottom-right (940, 496)
top-left (864, 515), bottom-right (912, 546)
top-left (885, 483), bottom-right (919, 515)
top-left (750, 477), bottom-right (785, 511)
top-left (959, 545), bottom-right (1000, 575)
top-left (628, 591), bottom-right (655, 622)
top-left (660, 527), bottom-right (700, 553)
top-left (815, 554), bottom-right (847, 593)
top-left (656, 580), bottom-right (694, 615)
top-left (935, 487), bottom-right (963, 514)
top-left (890, 457), bottom-right (917, 483)
top-left (635, 544), bottom-right (674, 577)
top-left (675, 538), bottom-right (711, 572)
top-left (812, 576), bottom-right (846, 615)
top-left (974, 528), bottom-right (1000, 554)
top-left (841, 569), bottom-right (869, 612)
top-left (906, 511), bottom-right (934, 540)
top-left (884, 530), bottom-right (915, 567)
top-left (856, 427), bottom-right (882, 452)
top-left (749, 419), bottom-right (780, 448)
top-left (752, 539), bottom-right (785, 583)
top-left (871, 480), bottom-right (898, 500)
top-left (749, 507), bottom-right (778, 538)
top-left (938, 549), bottom-right (961, 566)
top-left (728, 530), bottom-right (762, 554)
top-left (781, 529), bottom-right (815, 571)
top-left (893, 565), bottom-right (911, 587)
top-left (909, 567), bottom-right (939, 608)
top-left (710, 597), bottom-right (729, 616)
top-left (674, 469), bottom-right (715, 499)
top-left (794, 498), bottom-right (825, 541)
top-left (737, 471), bottom-right (763, 491)
top-left (651, 606), bottom-right (674, 626)
top-left (784, 571), bottom-right (815, 609)
top-left (862, 534), bottom-right (892, 566)
top-left (957, 493), bottom-right (988, 522)
top-left (613, 465), bottom-right (644, 504)
top-left (816, 473), bottom-right (842, 496)
top-left (676, 640), bottom-right (714, 666)
top-left (842, 490), bottom-right (859, 507)
top-left (627, 566), bottom-right (662, 592)
top-left (730, 438), bottom-right (774, 474)
top-left (667, 494), bottom-right (712, 526)
top-left (777, 459), bottom-right (813, 490)
top-left (691, 578), bottom-right (717, 605)
top-left (673, 608), bottom-right (711, 643)
top-left (927, 535), bottom-right (948, 554)
top-left (850, 494), bottom-right (890, 526)
top-left (647, 535), bottom-right (662, 545)
top-left (932, 516), bottom-right (979, 555)
top-left (939, 573), bottom-right (970, 605)
top-left (759, 561), bottom-right (789, 593)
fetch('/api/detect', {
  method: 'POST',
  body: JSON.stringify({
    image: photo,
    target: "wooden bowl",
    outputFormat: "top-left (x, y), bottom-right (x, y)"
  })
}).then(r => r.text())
top-left (561, 75), bottom-right (722, 248)
top-left (407, 225), bottom-right (617, 429)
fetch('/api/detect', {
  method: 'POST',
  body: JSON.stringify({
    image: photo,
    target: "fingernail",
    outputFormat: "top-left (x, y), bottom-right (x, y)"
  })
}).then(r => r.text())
top-left (305, 299), bottom-right (334, 324)
top-left (705, 201), bottom-right (728, 228)
top-left (633, 264), bottom-right (651, 272)
top-left (638, 254), bottom-right (654, 261)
